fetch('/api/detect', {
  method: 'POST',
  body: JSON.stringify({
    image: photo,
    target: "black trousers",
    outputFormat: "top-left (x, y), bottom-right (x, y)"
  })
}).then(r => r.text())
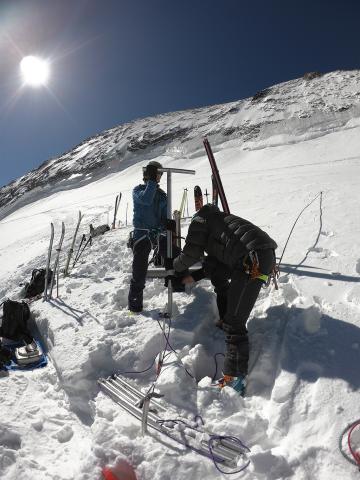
top-left (210, 249), bottom-right (275, 376)
top-left (128, 237), bottom-right (152, 309)
top-left (128, 235), bottom-right (181, 309)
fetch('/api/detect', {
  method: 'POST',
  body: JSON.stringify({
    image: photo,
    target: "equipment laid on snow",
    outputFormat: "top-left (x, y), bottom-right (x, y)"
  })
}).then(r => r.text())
top-left (0, 339), bottom-right (47, 371)
top-left (339, 418), bottom-right (360, 469)
top-left (102, 461), bottom-right (137, 480)
top-left (194, 185), bottom-right (203, 212)
top-left (0, 299), bottom-right (33, 344)
top-left (98, 374), bottom-right (250, 474)
top-left (15, 339), bottom-right (43, 366)
top-left (24, 268), bottom-right (53, 299)
top-left (112, 193), bottom-right (122, 229)
top-left (64, 211), bottom-right (83, 276)
top-left (203, 138), bottom-right (230, 214)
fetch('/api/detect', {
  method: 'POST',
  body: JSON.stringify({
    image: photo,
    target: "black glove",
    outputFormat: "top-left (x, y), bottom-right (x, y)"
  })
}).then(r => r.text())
top-left (144, 164), bottom-right (158, 182)
top-left (175, 268), bottom-right (189, 278)
top-left (165, 219), bottom-right (176, 233)
top-left (164, 275), bottom-right (185, 292)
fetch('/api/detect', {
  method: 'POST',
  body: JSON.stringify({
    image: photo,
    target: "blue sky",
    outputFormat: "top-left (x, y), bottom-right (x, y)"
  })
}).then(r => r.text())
top-left (0, 0), bottom-right (359, 187)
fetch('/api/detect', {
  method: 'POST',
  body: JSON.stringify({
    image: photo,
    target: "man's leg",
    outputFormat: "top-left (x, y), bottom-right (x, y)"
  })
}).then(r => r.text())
top-left (209, 262), bottom-right (231, 327)
top-left (222, 249), bottom-right (275, 376)
top-left (128, 237), bottom-right (152, 312)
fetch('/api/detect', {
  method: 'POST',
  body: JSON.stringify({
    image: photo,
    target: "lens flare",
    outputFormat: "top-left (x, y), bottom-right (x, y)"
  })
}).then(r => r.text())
top-left (20, 56), bottom-right (50, 87)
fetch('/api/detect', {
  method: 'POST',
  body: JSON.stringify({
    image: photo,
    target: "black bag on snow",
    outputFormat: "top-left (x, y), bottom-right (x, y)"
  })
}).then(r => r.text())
top-left (0, 300), bottom-right (33, 344)
top-left (90, 224), bottom-right (110, 238)
top-left (24, 268), bottom-right (53, 299)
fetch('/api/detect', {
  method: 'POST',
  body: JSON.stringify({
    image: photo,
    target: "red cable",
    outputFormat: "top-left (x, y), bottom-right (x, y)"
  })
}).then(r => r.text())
top-left (348, 420), bottom-right (360, 466)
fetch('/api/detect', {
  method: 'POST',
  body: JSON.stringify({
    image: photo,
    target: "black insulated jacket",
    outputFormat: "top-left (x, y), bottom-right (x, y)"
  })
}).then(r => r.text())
top-left (173, 204), bottom-right (277, 273)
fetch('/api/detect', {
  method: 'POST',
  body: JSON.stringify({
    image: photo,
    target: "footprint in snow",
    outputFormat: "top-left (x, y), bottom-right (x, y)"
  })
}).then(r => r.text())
top-left (320, 230), bottom-right (334, 237)
top-left (91, 292), bottom-right (108, 306)
top-left (53, 425), bottom-right (74, 443)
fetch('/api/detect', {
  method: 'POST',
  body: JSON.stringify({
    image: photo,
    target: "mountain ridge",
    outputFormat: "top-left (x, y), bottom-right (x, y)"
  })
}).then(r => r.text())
top-left (1, 69), bottom-right (359, 217)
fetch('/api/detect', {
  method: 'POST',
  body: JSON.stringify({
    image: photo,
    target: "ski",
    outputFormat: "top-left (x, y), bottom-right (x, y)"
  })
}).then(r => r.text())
top-left (98, 375), bottom-right (249, 470)
top-left (112, 192), bottom-right (122, 229)
top-left (194, 185), bottom-right (203, 212)
top-left (203, 138), bottom-right (230, 214)
top-left (49, 222), bottom-right (65, 299)
top-left (211, 175), bottom-right (219, 207)
top-left (43, 223), bottom-right (54, 302)
top-left (179, 188), bottom-right (188, 217)
top-left (64, 211), bottom-right (83, 276)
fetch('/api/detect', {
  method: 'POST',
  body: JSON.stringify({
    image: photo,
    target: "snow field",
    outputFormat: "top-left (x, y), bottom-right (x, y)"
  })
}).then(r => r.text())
top-left (0, 107), bottom-right (360, 478)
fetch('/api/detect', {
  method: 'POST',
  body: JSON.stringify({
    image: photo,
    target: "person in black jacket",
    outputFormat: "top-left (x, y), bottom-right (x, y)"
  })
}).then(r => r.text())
top-left (173, 204), bottom-right (277, 392)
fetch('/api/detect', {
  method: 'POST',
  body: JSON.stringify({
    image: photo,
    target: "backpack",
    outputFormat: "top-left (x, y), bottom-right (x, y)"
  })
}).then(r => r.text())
top-left (24, 268), bottom-right (53, 299)
top-left (90, 224), bottom-right (110, 238)
top-left (0, 300), bottom-right (33, 344)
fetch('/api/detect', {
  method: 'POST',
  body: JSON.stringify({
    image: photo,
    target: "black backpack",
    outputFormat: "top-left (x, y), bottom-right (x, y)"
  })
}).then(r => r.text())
top-left (90, 224), bottom-right (110, 238)
top-left (24, 268), bottom-right (53, 299)
top-left (0, 300), bottom-right (33, 344)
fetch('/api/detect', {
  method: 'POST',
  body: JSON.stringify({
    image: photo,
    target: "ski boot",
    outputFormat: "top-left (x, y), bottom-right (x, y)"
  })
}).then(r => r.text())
top-left (128, 292), bottom-right (143, 313)
top-left (215, 374), bottom-right (247, 396)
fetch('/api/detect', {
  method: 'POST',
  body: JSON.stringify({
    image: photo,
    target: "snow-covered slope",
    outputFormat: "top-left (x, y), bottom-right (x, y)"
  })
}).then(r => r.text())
top-left (1, 69), bottom-right (360, 216)
top-left (0, 70), bottom-right (360, 480)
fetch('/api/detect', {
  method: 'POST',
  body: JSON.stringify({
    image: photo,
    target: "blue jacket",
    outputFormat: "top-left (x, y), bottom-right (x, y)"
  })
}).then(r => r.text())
top-left (132, 181), bottom-right (167, 240)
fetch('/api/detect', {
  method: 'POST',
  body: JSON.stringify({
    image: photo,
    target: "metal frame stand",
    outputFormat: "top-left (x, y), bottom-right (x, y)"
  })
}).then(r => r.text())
top-left (160, 167), bottom-right (195, 317)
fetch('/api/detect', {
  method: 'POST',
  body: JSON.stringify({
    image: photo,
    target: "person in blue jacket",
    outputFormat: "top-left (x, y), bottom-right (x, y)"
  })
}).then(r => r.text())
top-left (128, 161), bottom-right (167, 312)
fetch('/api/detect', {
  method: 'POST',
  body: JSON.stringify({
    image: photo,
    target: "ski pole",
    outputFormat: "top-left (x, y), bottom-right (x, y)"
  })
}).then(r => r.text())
top-left (73, 234), bottom-right (86, 267)
top-left (64, 211), bottom-right (83, 276)
top-left (73, 236), bottom-right (92, 267)
top-left (205, 189), bottom-right (209, 204)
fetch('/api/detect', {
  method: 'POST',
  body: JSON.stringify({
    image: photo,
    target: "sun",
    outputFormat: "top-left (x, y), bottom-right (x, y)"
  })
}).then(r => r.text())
top-left (20, 56), bottom-right (50, 87)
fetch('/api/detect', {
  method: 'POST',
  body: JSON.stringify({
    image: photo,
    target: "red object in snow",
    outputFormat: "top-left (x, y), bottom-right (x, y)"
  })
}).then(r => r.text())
top-left (102, 460), bottom-right (137, 480)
